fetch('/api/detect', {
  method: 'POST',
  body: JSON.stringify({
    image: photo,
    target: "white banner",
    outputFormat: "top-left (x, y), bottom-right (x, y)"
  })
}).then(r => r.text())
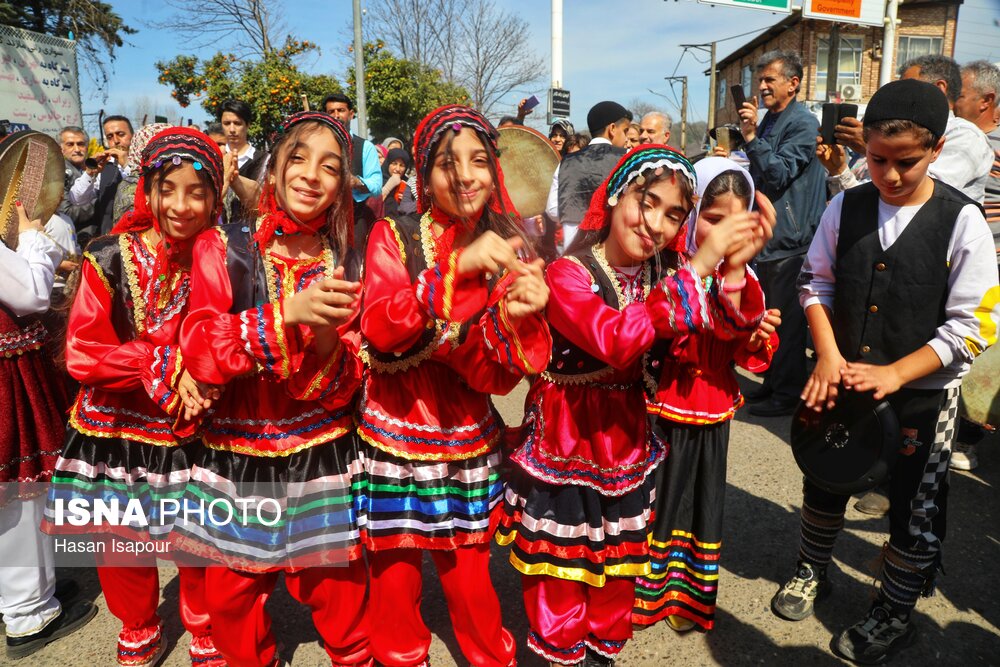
top-left (0, 25), bottom-right (82, 136)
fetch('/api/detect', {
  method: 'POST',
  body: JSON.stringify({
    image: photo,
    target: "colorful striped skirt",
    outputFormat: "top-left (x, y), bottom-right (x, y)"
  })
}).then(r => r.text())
top-left (633, 420), bottom-right (729, 631)
top-left (496, 458), bottom-right (658, 588)
top-left (168, 434), bottom-right (367, 569)
top-left (363, 445), bottom-right (503, 551)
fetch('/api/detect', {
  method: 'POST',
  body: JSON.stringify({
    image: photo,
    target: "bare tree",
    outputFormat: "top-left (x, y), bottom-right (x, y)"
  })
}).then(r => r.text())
top-left (629, 98), bottom-right (664, 120)
top-left (149, 0), bottom-right (285, 58)
top-left (365, 0), bottom-right (544, 116)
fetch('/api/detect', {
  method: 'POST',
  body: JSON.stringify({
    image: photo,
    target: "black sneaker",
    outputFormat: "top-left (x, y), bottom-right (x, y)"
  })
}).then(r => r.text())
top-left (6, 599), bottom-right (98, 659)
top-left (832, 603), bottom-right (915, 664)
top-left (771, 561), bottom-right (831, 621)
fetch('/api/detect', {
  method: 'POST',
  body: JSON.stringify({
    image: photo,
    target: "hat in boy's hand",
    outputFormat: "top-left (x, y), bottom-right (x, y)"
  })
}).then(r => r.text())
top-left (863, 79), bottom-right (949, 140)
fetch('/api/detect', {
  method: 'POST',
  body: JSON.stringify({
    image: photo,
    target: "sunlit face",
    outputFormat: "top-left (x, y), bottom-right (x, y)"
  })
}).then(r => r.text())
top-left (639, 116), bottom-right (667, 144)
top-left (549, 128), bottom-right (567, 151)
top-left (428, 127), bottom-right (494, 219)
top-left (866, 130), bottom-right (942, 206)
top-left (388, 158), bottom-right (407, 177)
top-left (757, 62), bottom-right (798, 112)
top-left (325, 101), bottom-right (354, 124)
top-left (624, 126), bottom-right (640, 149)
top-left (207, 132), bottom-right (227, 148)
top-left (278, 127), bottom-right (344, 223)
top-left (103, 120), bottom-right (132, 150)
top-left (696, 192), bottom-right (746, 246)
top-left (150, 162), bottom-right (214, 242)
top-left (221, 112), bottom-right (248, 149)
top-left (61, 131), bottom-right (87, 168)
top-left (606, 176), bottom-right (689, 266)
top-left (954, 70), bottom-right (986, 123)
top-left (386, 139), bottom-right (403, 151)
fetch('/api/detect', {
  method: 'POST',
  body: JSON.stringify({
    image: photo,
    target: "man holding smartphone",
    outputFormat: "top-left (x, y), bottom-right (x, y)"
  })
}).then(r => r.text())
top-left (730, 50), bottom-right (827, 417)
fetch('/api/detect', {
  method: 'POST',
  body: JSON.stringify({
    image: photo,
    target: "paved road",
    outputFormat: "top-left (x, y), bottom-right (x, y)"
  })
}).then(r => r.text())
top-left (11, 376), bottom-right (999, 666)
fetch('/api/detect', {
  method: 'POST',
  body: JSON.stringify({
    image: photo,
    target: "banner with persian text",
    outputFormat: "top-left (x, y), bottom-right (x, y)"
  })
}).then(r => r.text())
top-left (0, 24), bottom-right (82, 136)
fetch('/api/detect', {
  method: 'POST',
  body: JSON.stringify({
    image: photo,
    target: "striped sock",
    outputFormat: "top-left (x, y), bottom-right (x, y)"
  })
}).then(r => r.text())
top-left (798, 502), bottom-right (845, 567)
top-left (879, 543), bottom-right (937, 614)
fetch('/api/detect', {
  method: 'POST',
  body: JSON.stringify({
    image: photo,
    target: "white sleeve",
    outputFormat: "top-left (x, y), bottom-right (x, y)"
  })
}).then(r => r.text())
top-left (926, 204), bottom-right (1000, 368)
top-left (69, 171), bottom-right (98, 207)
top-left (798, 194), bottom-right (843, 310)
top-left (544, 165), bottom-right (560, 222)
top-left (930, 126), bottom-right (993, 203)
top-left (44, 213), bottom-right (79, 257)
top-left (0, 230), bottom-right (62, 315)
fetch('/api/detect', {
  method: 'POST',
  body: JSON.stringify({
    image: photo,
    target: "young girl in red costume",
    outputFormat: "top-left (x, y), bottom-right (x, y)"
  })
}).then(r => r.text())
top-left (632, 157), bottom-right (780, 634)
top-left (44, 127), bottom-right (226, 667)
top-left (178, 112), bottom-right (369, 667)
top-left (359, 104), bottom-right (551, 667)
top-left (496, 146), bottom-right (772, 666)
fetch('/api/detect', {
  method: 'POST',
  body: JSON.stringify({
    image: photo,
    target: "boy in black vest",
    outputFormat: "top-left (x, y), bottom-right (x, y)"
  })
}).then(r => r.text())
top-left (771, 79), bottom-right (999, 663)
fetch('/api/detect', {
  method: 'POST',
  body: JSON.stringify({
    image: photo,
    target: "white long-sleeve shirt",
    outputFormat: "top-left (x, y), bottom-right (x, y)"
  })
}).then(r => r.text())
top-left (800, 191), bottom-right (1000, 389)
top-left (828, 113), bottom-right (994, 203)
top-left (0, 230), bottom-right (62, 316)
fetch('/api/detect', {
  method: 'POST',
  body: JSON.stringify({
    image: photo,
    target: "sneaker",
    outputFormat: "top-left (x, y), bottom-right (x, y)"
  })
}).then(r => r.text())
top-left (832, 603), bottom-right (915, 664)
top-left (854, 490), bottom-right (890, 517)
top-left (666, 615), bottom-right (696, 632)
top-left (5, 600), bottom-right (98, 660)
top-left (950, 442), bottom-right (978, 471)
top-left (771, 562), bottom-right (831, 621)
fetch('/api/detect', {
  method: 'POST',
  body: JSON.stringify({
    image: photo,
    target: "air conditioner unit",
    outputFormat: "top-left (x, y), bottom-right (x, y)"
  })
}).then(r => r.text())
top-left (839, 84), bottom-right (861, 101)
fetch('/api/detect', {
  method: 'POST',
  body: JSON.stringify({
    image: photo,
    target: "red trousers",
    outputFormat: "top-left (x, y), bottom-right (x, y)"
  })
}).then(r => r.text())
top-left (204, 563), bottom-right (370, 667)
top-left (522, 575), bottom-right (633, 665)
top-left (369, 543), bottom-right (516, 667)
top-left (97, 565), bottom-right (210, 638)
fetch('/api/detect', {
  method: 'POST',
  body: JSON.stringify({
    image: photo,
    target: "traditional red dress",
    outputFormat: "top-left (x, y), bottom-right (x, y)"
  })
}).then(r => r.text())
top-left (633, 269), bottom-right (774, 632)
top-left (359, 212), bottom-right (551, 667)
top-left (179, 223), bottom-right (370, 667)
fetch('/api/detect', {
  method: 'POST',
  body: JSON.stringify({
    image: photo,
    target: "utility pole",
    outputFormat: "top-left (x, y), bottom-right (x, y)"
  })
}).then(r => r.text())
top-left (352, 0), bottom-right (367, 137)
top-left (879, 0), bottom-right (900, 86)
top-left (552, 0), bottom-right (563, 88)
top-left (681, 41), bottom-right (717, 131)
top-left (825, 23), bottom-right (841, 101)
top-left (664, 76), bottom-right (688, 152)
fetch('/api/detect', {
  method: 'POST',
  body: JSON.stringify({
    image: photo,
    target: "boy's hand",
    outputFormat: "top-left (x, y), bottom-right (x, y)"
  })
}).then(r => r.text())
top-left (802, 351), bottom-right (847, 412)
top-left (842, 362), bottom-right (903, 401)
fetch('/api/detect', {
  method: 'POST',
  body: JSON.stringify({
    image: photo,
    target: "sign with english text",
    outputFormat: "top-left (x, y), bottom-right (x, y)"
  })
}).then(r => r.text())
top-left (802, 0), bottom-right (886, 27)
top-left (0, 25), bottom-right (82, 137)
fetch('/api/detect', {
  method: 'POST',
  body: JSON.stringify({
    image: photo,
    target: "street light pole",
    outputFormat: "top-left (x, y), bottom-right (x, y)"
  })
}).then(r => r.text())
top-left (352, 0), bottom-right (367, 137)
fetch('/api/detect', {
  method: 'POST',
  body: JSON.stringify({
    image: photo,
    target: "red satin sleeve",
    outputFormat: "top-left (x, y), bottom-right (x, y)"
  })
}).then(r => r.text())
top-left (362, 220), bottom-right (489, 353)
top-left (708, 270), bottom-right (767, 341)
top-left (545, 258), bottom-right (674, 371)
top-left (286, 319), bottom-right (363, 410)
top-left (66, 258), bottom-right (183, 415)
top-left (181, 229), bottom-right (303, 384)
top-left (736, 329), bottom-right (779, 374)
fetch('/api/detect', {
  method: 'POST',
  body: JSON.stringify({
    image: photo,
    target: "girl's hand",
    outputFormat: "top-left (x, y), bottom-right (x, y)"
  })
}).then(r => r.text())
top-left (178, 369), bottom-right (223, 421)
top-left (456, 231), bottom-right (528, 278)
top-left (725, 191), bottom-right (776, 270)
top-left (504, 258), bottom-right (549, 319)
top-left (747, 308), bottom-right (781, 352)
top-left (842, 362), bottom-right (903, 401)
top-left (283, 266), bottom-right (361, 327)
top-left (691, 211), bottom-right (757, 277)
top-left (15, 202), bottom-right (43, 233)
top-left (801, 350), bottom-right (847, 412)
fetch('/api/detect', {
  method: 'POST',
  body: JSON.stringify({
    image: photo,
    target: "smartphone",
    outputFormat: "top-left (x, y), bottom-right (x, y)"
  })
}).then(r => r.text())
top-left (821, 103), bottom-right (839, 145)
top-left (731, 85), bottom-right (747, 110)
top-left (837, 103), bottom-right (859, 124)
top-left (523, 95), bottom-right (540, 111)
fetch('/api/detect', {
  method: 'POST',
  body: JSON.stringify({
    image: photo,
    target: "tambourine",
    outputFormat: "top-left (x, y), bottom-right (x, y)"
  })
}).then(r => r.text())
top-left (0, 131), bottom-right (65, 250)
top-left (790, 391), bottom-right (900, 495)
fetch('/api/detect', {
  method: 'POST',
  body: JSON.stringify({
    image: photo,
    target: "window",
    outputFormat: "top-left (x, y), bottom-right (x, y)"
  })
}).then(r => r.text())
top-left (897, 36), bottom-right (943, 67)
top-left (717, 76), bottom-right (727, 112)
top-left (815, 36), bottom-right (864, 95)
top-left (742, 65), bottom-right (753, 95)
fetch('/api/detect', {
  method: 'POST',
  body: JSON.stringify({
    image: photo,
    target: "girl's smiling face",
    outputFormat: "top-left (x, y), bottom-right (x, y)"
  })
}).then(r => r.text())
top-left (278, 127), bottom-right (344, 223)
top-left (149, 162), bottom-right (214, 241)
top-left (427, 127), bottom-right (494, 219)
top-left (605, 176), bottom-right (690, 266)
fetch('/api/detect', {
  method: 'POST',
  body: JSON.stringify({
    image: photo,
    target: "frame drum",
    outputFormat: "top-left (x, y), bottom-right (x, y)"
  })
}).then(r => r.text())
top-left (0, 131), bottom-right (64, 250)
top-left (496, 126), bottom-right (560, 218)
top-left (959, 342), bottom-right (1000, 428)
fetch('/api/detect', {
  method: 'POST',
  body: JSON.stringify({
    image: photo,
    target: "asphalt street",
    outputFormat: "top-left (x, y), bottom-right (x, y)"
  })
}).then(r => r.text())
top-left (8, 375), bottom-right (998, 666)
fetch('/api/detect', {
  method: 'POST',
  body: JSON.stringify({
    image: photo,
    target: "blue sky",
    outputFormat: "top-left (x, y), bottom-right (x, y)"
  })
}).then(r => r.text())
top-left (83, 0), bottom-right (1000, 139)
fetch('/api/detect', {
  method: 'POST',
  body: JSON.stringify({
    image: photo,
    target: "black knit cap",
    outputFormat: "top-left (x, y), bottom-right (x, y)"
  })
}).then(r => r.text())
top-left (863, 79), bottom-right (949, 140)
top-left (587, 101), bottom-right (633, 136)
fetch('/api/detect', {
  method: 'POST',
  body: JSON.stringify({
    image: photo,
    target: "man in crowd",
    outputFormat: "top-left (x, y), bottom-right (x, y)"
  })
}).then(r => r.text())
top-left (57, 126), bottom-right (93, 230)
top-left (545, 100), bottom-right (632, 249)
top-left (735, 50), bottom-right (827, 417)
top-left (638, 111), bottom-right (671, 146)
top-left (67, 115), bottom-right (133, 242)
top-left (323, 93), bottom-right (382, 207)
top-left (219, 99), bottom-right (266, 181)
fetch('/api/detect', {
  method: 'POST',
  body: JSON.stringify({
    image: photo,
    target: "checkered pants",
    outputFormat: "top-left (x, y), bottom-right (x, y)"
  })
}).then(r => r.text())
top-left (797, 386), bottom-right (959, 612)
